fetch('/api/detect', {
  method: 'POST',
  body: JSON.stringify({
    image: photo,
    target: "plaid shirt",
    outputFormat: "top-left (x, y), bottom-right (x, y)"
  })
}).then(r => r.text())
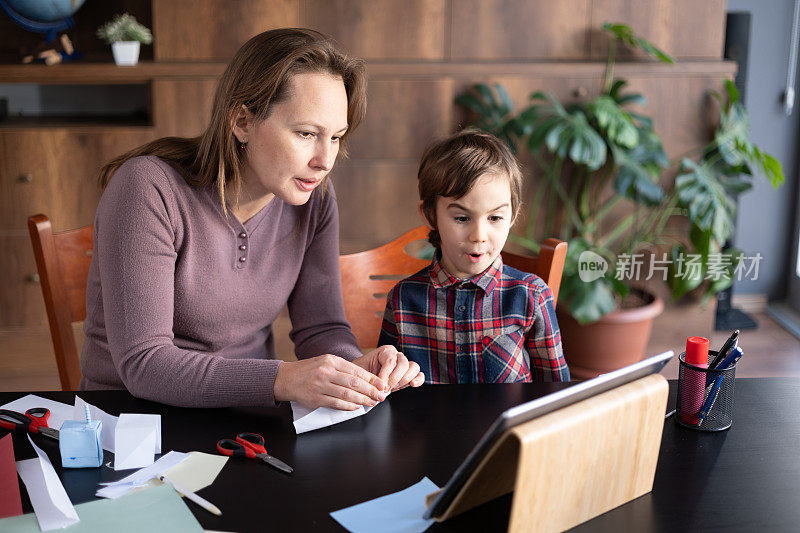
top-left (378, 256), bottom-right (569, 384)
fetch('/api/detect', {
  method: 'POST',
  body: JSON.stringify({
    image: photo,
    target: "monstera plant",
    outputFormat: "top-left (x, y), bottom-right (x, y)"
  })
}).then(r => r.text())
top-left (456, 23), bottom-right (784, 327)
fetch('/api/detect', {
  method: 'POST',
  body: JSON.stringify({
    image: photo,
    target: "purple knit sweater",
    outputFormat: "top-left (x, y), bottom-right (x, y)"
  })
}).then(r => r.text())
top-left (80, 156), bottom-right (362, 407)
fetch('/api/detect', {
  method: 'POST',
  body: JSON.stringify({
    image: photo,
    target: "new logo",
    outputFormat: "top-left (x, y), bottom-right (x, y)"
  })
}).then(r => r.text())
top-left (578, 251), bottom-right (608, 282)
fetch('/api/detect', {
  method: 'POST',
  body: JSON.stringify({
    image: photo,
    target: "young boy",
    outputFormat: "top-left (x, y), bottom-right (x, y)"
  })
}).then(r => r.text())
top-left (378, 130), bottom-right (570, 384)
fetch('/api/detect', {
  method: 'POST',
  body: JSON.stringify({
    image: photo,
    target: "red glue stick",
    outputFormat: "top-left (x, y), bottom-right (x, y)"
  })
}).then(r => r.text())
top-left (680, 336), bottom-right (709, 424)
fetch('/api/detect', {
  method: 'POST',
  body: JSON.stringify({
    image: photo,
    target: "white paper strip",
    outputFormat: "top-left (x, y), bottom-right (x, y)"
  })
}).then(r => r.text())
top-left (16, 435), bottom-right (80, 531)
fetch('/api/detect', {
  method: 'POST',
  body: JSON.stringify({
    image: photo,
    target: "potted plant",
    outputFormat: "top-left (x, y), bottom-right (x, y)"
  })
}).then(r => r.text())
top-left (456, 23), bottom-right (784, 378)
top-left (97, 13), bottom-right (152, 66)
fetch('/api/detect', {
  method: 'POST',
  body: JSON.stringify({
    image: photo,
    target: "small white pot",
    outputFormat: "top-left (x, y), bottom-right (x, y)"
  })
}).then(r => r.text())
top-left (111, 41), bottom-right (140, 66)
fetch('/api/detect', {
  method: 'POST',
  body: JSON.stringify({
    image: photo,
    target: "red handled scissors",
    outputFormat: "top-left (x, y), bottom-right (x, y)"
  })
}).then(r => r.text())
top-left (0, 408), bottom-right (59, 440)
top-left (216, 432), bottom-right (293, 474)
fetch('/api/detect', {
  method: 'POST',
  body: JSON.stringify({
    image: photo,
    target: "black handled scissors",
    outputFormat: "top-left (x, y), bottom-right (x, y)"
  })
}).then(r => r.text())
top-left (0, 408), bottom-right (59, 440)
top-left (217, 432), bottom-right (293, 474)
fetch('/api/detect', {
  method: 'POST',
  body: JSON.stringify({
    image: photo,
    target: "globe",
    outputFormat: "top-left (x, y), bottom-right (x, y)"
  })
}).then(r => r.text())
top-left (0, 0), bottom-right (86, 33)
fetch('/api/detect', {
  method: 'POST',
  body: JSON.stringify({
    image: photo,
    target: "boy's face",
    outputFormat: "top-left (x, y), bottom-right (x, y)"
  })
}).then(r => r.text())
top-left (427, 172), bottom-right (513, 280)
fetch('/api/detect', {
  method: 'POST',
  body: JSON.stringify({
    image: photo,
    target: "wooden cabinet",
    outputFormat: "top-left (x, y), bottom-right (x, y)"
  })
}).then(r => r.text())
top-left (0, 128), bottom-right (151, 232)
top-left (0, 128), bottom-right (152, 326)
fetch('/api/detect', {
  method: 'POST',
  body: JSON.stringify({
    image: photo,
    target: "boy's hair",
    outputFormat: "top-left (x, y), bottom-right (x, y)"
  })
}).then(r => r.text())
top-left (418, 129), bottom-right (523, 249)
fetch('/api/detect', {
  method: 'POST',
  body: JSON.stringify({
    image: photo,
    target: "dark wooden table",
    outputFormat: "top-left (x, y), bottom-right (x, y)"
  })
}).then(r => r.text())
top-left (2, 378), bottom-right (797, 532)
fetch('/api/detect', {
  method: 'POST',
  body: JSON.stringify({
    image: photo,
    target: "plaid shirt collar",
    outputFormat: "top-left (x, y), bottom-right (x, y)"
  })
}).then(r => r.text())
top-left (429, 255), bottom-right (503, 295)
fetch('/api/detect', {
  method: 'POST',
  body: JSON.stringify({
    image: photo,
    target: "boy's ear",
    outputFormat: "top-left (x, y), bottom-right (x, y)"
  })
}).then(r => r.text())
top-left (231, 104), bottom-right (253, 144)
top-left (418, 200), bottom-right (435, 230)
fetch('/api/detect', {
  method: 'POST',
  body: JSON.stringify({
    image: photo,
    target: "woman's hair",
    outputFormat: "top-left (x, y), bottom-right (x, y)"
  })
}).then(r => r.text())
top-left (98, 28), bottom-right (367, 210)
top-left (418, 129), bottom-right (523, 250)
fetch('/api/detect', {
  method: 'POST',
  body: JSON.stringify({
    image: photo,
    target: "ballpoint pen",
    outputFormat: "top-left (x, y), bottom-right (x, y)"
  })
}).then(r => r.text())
top-left (697, 376), bottom-right (724, 427)
top-left (698, 347), bottom-right (743, 426)
top-left (710, 330), bottom-right (739, 369)
top-left (158, 475), bottom-right (222, 516)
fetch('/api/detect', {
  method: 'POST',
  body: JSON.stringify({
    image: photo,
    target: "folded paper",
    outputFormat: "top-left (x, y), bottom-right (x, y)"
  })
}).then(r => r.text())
top-left (292, 399), bottom-right (383, 434)
top-left (0, 433), bottom-right (22, 519)
top-left (16, 435), bottom-right (79, 531)
top-left (73, 396), bottom-right (118, 453)
top-left (113, 414), bottom-right (159, 470)
top-left (96, 451), bottom-right (189, 499)
top-left (330, 477), bottom-right (439, 533)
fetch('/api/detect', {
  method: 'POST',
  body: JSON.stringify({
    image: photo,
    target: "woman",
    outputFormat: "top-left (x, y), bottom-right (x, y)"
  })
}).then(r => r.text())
top-left (80, 28), bottom-right (424, 408)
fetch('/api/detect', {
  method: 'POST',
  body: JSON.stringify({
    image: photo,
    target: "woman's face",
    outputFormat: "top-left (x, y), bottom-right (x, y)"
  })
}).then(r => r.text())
top-left (234, 72), bottom-right (349, 206)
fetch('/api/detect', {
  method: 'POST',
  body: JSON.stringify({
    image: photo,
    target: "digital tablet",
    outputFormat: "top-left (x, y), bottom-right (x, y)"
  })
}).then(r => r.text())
top-left (423, 350), bottom-right (674, 519)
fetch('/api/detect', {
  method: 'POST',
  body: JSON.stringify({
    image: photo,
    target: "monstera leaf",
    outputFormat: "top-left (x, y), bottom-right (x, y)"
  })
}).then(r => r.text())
top-left (455, 83), bottom-right (524, 150)
top-left (588, 95), bottom-right (639, 148)
top-left (602, 23), bottom-right (675, 64)
top-left (525, 92), bottom-right (607, 170)
top-left (675, 158), bottom-right (737, 244)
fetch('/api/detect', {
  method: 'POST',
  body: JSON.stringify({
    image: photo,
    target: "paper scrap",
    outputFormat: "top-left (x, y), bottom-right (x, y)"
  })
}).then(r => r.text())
top-left (0, 484), bottom-right (203, 532)
top-left (119, 451), bottom-right (229, 496)
top-left (292, 400), bottom-right (382, 434)
top-left (0, 433), bottom-right (22, 519)
top-left (330, 477), bottom-right (439, 533)
top-left (96, 451), bottom-right (188, 499)
top-left (113, 414), bottom-right (159, 470)
top-left (15, 435), bottom-right (79, 531)
top-left (161, 451), bottom-right (228, 492)
top-left (73, 396), bottom-right (118, 453)
top-left (0, 395), bottom-right (74, 431)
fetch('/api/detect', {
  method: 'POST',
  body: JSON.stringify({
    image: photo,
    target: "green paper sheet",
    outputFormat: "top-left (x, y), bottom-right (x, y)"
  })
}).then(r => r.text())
top-left (0, 484), bottom-right (202, 532)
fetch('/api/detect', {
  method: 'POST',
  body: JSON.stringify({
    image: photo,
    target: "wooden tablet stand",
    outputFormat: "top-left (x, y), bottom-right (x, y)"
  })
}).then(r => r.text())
top-left (426, 374), bottom-right (669, 532)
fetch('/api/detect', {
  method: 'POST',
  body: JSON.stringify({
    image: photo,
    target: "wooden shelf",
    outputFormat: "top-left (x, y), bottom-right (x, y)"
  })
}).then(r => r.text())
top-left (0, 61), bottom-right (227, 83)
top-left (365, 60), bottom-right (737, 79)
top-left (0, 59), bottom-right (737, 84)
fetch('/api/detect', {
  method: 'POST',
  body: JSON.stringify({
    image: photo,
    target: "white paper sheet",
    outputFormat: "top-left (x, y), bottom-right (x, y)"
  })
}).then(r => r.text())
top-left (15, 435), bottom-right (79, 531)
top-left (0, 395), bottom-right (74, 431)
top-left (96, 451), bottom-right (189, 499)
top-left (113, 414), bottom-right (159, 470)
top-left (291, 401), bottom-right (381, 434)
top-left (73, 396), bottom-right (119, 453)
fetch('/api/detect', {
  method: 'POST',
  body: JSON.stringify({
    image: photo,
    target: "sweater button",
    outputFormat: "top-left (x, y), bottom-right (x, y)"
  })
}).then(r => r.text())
top-left (239, 244), bottom-right (247, 251)
top-left (239, 256), bottom-right (247, 263)
top-left (239, 232), bottom-right (247, 239)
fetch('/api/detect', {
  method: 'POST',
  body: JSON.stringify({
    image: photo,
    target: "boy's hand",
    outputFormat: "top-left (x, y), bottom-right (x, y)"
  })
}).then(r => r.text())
top-left (354, 345), bottom-right (425, 391)
top-left (274, 354), bottom-right (388, 411)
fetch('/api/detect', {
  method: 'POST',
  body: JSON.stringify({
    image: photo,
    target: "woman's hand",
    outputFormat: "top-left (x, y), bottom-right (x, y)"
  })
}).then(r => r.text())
top-left (274, 354), bottom-right (388, 411)
top-left (353, 345), bottom-right (425, 392)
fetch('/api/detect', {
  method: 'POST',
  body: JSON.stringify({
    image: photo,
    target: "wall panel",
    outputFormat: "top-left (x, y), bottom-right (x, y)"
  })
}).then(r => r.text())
top-left (153, 0), bottom-right (300, 60)
top-left (451, 0), bottom-right (591, 60)
top-left (303, 0), bottom-right (446, 60)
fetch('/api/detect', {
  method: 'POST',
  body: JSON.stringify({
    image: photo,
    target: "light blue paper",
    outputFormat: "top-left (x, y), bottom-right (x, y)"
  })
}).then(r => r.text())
top-left (330, 477), bottom-right (439, 533)
top-left (59, 419), bottom-right (103, 468)
top-left (0, 484), bottom-right (202, 532)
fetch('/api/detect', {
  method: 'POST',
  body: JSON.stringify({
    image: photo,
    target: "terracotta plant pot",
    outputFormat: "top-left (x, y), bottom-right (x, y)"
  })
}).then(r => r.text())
top-left (557, 289), bottom-right (664, 380)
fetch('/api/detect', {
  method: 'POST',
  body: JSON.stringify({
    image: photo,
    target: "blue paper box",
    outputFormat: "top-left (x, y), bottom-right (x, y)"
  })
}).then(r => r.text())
top-left (59, 419), bottom-right (103, 468)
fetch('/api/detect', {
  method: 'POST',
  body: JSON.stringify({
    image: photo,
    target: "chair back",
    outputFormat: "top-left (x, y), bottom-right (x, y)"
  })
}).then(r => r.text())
top-left (339, 226), bottom-right (567, 349)
top-left (27, 214), bottom-right (93, 391)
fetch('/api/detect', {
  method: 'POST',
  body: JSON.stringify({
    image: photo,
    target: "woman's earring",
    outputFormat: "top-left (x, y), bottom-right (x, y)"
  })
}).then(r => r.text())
top-left (239, 141), bottom-right (247, 152)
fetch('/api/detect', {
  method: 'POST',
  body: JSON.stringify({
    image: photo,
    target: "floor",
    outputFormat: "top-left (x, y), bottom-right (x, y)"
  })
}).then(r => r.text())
top-left (1, 303), bottom-right (798, 392)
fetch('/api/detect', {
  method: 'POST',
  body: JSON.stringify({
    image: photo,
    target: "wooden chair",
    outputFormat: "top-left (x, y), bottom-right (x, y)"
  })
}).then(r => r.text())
top-left (27, 214), bottom-right (93, 391)
top-left (339, 226), bottom-right (567, 349)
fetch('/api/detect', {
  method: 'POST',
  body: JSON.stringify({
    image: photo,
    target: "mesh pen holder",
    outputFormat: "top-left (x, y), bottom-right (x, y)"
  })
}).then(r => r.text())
top-left (676, 350), bottom-right (738, 431)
